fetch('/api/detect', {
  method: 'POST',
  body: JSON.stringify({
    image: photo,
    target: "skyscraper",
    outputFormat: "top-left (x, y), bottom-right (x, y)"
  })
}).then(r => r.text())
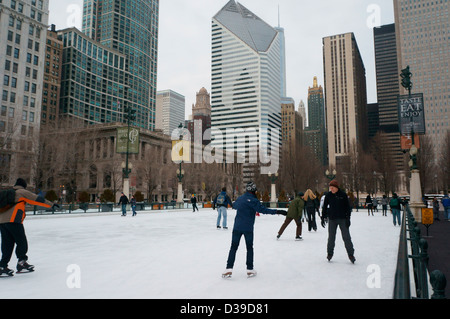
top-left (0, 0), bottom-right (49, 185)
top-left (155, 90), bottom-right (185, 136)
top-left (305, 77), bottom-right (327, 166)
top-left (82, 0), bottom-right (159, 131)
top-left (323, 33), bottom-right (368, 168)
top-left (394, 0), bottom-right (449, 156)
top-left (373, 23), bottom-right (404, 171)
top-left (211, 0), bottom-right (282, 176)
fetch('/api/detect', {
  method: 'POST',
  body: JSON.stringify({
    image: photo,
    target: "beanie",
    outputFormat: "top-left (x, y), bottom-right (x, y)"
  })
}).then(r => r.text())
top-left (329, 180), bottom-right (339, 188)
top-left (15, 178), bottom-right (27, 189)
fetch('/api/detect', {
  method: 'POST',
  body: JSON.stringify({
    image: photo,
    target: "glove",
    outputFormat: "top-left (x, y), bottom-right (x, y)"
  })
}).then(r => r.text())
top-left (321, 217), bottom-right (328, 228)
top-left (53, 203), bottom-right (61, 210)
top-left (277, 210), bottom-right (287, 216)
top-left (346, 218), bottom-right (351, 228)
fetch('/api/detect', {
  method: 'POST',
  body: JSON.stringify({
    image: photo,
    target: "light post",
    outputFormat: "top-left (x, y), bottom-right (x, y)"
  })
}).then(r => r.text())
top-left (176, 123), bottom-right (186, 208)
top-left (325, 169), bottom-right (337, 181)
top-left (268, 172), bottom-right (278, 208)
top-left (122, 105), bottom-right (136, 199)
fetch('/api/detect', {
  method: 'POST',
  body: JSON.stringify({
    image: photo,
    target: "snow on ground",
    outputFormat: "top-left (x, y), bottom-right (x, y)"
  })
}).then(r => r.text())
top-left (0, 208), bottom-right (400, 299)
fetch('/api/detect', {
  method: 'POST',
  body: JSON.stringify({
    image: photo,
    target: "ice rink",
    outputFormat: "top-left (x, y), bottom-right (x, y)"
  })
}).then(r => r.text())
top-left (0, 207), bottom-right (401, 299)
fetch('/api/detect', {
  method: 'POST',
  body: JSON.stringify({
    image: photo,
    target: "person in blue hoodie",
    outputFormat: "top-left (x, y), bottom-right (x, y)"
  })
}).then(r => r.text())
top-left (222, 182), bottom-right (286, 278)
top-left (213, 187), bottom-right (233, 229)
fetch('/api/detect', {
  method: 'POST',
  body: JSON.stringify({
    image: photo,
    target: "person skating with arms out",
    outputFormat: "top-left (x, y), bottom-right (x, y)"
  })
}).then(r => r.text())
top-left (0, 178), bottom-right (58, 277)
top-left (222, 182), bottom-right (286, 278)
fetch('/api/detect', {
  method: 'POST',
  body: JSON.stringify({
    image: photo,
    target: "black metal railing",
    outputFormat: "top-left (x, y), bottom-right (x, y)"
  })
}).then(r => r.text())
top-left (394, 205), bottom-right (447, 299)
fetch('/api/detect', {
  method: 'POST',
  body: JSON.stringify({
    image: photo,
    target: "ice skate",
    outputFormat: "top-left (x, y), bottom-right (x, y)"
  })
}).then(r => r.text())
top-left (222, 269), bottom-right (233, 279)
top-left (295, 236), bottom-right (303, 241)
top-left (247, 269), bottom-right (257, 278)
top-left (348, 255), bottom-right (356, 264)
top-left (16, 261), bottom-right (35, 273)
top-left (0, 267), bottom-right (14, 277)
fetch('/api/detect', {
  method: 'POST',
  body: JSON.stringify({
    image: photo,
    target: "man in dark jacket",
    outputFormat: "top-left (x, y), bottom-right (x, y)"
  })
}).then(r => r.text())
top-left (118, 192), bottom-right (129, 217)
top-left (213, 188), bottom-right (232, 229)
top-left (222, 182), bottom-right (286, 278)
top-left (321, 180), bottom-right (355, 263)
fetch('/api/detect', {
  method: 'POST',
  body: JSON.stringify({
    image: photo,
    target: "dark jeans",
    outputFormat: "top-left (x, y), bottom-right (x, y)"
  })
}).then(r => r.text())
top-left (0, 223), bottom-right (28, 268)
top-left (226, 230), bottom-right (254, 270)
top-left (192, 203), bottom-right (199, 212)
top-left (306, 207), bottom-right (317, 231)
top-left (327, 219), bottom-right (355, 256)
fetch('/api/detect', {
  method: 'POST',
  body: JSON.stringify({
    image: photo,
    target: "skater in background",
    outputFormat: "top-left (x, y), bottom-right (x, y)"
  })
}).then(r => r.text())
top-left (373, 197), bottom-right (379, 212)
top-left (277, 192), bottom-right (305, 240)
top-left (118, 192), bottom-right (129, 217)
top-left (222, 182), bottom-right (286, 278)
top-left (130, 195), bottom-right (137, 217)
top-left (442, 195), bottom-right (450, 221)
top-left (191, 194), bottom-right (199, 212)
top-left (303, 189), bottom-right (320, 232)
top-left (321, 180), bottom-right (355, 264)
top-left (389, 193), bottom-right (402, 226)
top-left (365, 195), bottom-right (374, 216)
top-left (0, 178), bottom-right (58, 277)
top-left (213, 188), bottom-right (232, 229)
top-left (432, 197), bottom-right (440, 221)
top-left (381, 195), bottom-right (388, 216)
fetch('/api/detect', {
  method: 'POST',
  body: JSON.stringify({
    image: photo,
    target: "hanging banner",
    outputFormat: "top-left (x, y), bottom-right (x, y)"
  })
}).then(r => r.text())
top-left (401, 134), bottom-right (420, 150)
top-left (116, 127), bottom-right (140, 154)
top-left (398, 93), bottom-right (426, 135)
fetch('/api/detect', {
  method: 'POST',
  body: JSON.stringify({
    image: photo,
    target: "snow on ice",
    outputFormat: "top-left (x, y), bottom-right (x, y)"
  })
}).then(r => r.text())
top-left (0, 208), bottom-right (400, 299)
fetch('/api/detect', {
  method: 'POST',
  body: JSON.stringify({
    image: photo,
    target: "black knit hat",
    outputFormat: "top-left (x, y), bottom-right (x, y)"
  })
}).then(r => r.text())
top-left (15, 178), bottom-right (27, 189)
top-left (246, 181), bottom-right (257, 193)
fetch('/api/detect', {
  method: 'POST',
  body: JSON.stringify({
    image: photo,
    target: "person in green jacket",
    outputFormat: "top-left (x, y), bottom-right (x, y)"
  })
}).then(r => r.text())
top-left (277, 192), bottom-right (305, 241)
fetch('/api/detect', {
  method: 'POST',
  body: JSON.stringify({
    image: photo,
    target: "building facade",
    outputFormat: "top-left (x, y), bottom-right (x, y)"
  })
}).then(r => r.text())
top-left (0, 0), bottom-right (49, 185)
top-left (211, 0), bottom-right (282, 177)
top-left (187, 87), bottom-right (212, 145)
top-left (155, 89), bottom-right (185, 136)
top-left (394, 0), bottom-right (449, 157)
top-left (305, 77), bottom-right (327, 166)
top-left (323, 32), bottom-right (368, 169)
top-left (41, 24), bottom-right (62, 129)
top-left (82, 0), bottom-right (159, 131)
top-left (373, 23), bottom-right (404, 171)
top-left (58, 27), bottom-right (129, 126)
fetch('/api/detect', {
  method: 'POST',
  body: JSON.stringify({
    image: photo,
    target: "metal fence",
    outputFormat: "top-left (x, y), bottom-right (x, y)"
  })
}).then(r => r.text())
top-left (393, 205), bottom-right (447, 299)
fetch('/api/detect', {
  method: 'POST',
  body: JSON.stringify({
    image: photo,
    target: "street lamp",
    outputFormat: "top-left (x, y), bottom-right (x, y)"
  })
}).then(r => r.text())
top-left (325, 169), bottom-right (337, 181)
top-left (176, 123), bottom-right (186, 207)
top-left (122, 105), bottom-right (136, 198)
top-left (268, 172), bottom-right (278, 207)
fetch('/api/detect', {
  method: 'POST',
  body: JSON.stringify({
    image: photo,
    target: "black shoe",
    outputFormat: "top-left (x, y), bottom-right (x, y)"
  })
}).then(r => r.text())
top-left (217, 226), bottom-right (221, 229)
top-left (277, 234), bottom-right (281, 240)
top-left (0, 267), bottom-right (14, 277)
top-left (223, 227), bottom-right (228, 230)
top-left (295, 236), bottom-right (303, 241)
top-left (327, 254), bottom-right (333, 262)
top-left (17, 261), bottom-right (35, 273)
top-left (349, 255), bottom-right (356, 264)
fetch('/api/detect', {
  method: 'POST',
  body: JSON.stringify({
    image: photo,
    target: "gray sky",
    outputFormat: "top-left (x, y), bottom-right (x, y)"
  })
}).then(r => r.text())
top-left (49, 0), bottom-right (395, 120)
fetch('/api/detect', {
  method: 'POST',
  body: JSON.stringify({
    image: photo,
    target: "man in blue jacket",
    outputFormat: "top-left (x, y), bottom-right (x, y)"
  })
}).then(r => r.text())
top-left (222, 182), bottom-right (286, 278)
top-left (213, 187), bottom-right (233, 229)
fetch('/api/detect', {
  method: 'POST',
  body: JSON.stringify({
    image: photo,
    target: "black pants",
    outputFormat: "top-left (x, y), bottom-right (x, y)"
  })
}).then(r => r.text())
top-left (306, 207), bottom-right (317, 231)
top-left (327, 219), bottom-right (355, 256)
top-left (226, 230), bottom-right (254, 270)
top-left (0, 223), bottom-right (28, 268)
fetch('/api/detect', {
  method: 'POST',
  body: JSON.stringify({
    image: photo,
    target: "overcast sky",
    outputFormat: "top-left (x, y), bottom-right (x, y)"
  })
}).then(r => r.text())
top-left (49, 0), bottom-right (395, 120)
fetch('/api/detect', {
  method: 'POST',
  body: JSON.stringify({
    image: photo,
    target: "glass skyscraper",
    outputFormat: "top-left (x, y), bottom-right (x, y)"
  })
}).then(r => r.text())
top-left (211, 0), bottom-right (282, 176)
top-left (82, 0), bottom-right (159, 130)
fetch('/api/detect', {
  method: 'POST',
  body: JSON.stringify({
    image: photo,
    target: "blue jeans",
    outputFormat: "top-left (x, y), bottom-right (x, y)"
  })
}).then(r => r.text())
top-left (226, 230), bottom-right (254, 270)
top-left (392, 209), bottom-right (401, 226)
top-left (217, 206), bottom-right (228, 228)
top-left (121, 204), bottom-right (127, 216)
top-left (444, 207), bottom-right (450, 220)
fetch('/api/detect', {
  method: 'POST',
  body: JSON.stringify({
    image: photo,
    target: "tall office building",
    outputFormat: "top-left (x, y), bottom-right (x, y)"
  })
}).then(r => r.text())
top-left (155, 90), bottom-right (185, 136)
top-left (394, 0), bottom-right (449, 156)
top-left (0, 0), bottom-right (49, 185)
top-left (82, 0), bottom-right (159, 131)
top-left (305, 77), bottom-right (327, 166)
top-left (323, 32), bottom-right (368, 168)
top-left (211, 0), bottom-right (282, 176)
top-left (59, 28), bottom-right (129, 125)
top-left (373, 23), bottom-right (404, 171)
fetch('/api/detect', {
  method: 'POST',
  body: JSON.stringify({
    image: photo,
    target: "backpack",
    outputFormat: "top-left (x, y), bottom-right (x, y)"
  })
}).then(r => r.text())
top-left (0, 189), bottom-right (16, 212)
top-left (216, 193), bottom-right (226, 206)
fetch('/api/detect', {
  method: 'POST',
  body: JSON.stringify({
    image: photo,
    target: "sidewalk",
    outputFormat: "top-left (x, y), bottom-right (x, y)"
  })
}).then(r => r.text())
top-left (419, 211), bottom-right (450, 297)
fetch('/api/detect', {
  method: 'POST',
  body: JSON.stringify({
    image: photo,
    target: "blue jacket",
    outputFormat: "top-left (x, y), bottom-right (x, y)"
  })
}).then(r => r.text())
top-left (232, 192), bottom-right (278, 232)
top-left (442, 197), bottom-right (450, 208)
top-left (213, 191), bottom-right (233, 208)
